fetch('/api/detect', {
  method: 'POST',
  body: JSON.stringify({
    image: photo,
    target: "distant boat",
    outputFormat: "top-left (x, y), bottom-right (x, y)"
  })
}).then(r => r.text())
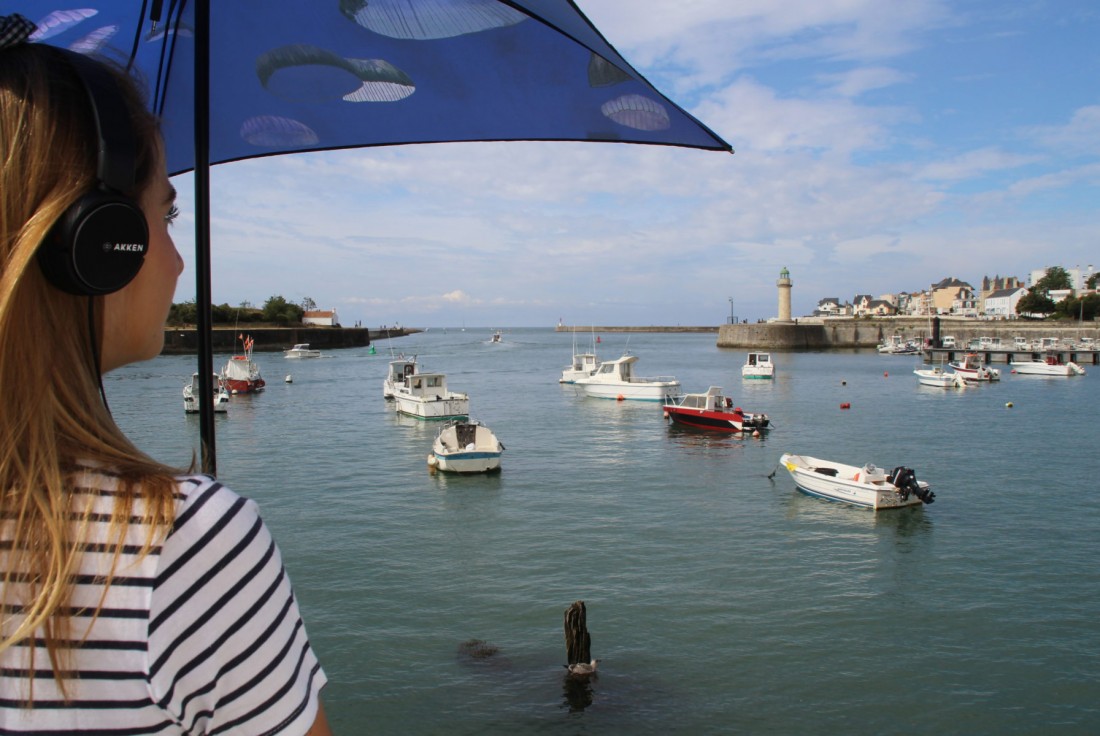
top-left (221, 336), bottom-right (265, 394)
top-left (284, 343), bottom-right (321, 359)
top-left (560, 327), bottom-right (599, 384)
top-left (574, 354), bottom-right (681, 402)
top-left (490, 330), bottom-right (503, 343)
top-left (914, 367), bottom-right (966, 388)
top-left (1011, 353), bottom-right (1086, 376)
top-left (949, 353), bottom-right (1000, 381)
top-left (742, 352), bottom-right (775, 379)
top-left (183, 373), bottom-right (229, 414)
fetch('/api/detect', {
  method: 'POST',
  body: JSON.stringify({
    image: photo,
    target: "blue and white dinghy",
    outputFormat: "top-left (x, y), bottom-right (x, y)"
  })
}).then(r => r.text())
top-left (427, 420), bottom-right (504, 473)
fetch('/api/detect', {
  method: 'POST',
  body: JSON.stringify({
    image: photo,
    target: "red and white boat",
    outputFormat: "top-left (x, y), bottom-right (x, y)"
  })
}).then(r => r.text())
top-left (948, 353), bottom-right (1000, 381)
top-left (221, 335), bottom-right (266, 394)
top-left (662, 386), bottom-right (770, 433)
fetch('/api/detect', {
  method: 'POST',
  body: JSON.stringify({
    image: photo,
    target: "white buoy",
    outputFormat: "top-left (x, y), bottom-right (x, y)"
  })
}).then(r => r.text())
top-left (285, 374), bottom-right (293, 383)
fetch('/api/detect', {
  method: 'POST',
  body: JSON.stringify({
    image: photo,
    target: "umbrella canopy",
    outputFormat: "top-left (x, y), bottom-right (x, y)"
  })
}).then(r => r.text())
top-left (29, 1), bottom-right (730, 175)
top-left (24, 1), bottom-right (732, 471)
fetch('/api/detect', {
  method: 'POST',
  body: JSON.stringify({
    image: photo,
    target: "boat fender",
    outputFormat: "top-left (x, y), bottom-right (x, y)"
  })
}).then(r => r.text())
top-left (840, 402), bottom-right (851, 409)
top-left (617, 394), bottom-right (625, 401)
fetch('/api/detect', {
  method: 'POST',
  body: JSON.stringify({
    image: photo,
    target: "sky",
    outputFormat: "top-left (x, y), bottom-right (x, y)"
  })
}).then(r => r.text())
top-left (168, 0), bottom-right (1100, 328)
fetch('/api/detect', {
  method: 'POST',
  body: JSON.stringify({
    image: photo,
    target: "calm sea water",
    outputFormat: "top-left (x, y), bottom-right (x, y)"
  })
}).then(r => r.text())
top-left (108, 329), bottom-right (1100, 734)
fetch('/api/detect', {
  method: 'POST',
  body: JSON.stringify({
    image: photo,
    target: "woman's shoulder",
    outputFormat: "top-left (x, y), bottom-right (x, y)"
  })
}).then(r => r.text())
top-left (168, 473), bottom-right (261, 538)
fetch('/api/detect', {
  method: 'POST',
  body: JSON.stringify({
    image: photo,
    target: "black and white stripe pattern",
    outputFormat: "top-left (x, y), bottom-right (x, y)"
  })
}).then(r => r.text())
top-left (1, 473), bottom-right (326, 734)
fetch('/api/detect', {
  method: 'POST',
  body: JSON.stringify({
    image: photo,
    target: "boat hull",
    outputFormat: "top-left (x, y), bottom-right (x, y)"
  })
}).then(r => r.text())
top-left (914, 369), bottom-right (965, 388)
top-left (779, 453), bottom-right (926, 510)
top-left (222, 378), bottom-right (265, 394)
top-left (394, 395), bottom-right (470, 420)
top-left (665, 407), bottom-right (769, 433)
top-left (576, 381), bottom-right (681, 402)
top-left (430, 451), bottom-right (502, 473)
top-left (1011, 360), bottom-right (1084, 376)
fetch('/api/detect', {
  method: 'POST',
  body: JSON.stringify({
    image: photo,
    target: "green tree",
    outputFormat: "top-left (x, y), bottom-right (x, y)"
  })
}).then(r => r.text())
top-left (167, 299), bottom-right (197, 325)
top-left (1016, 290), bottom-right (1055, 318)
top-left (262, 295), bottom-right (304, 325)
top-left (1087, 273), bottom-right (1098, 290)
top-left (301, 296), bottom-right (317, 312)
top-left (1053, 293), bottom-right (1100, 321)
top-left (1034, 266), bottom-right (1071, 292)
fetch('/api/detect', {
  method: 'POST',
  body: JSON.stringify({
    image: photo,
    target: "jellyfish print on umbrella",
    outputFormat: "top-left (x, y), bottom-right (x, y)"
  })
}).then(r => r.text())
top-left (19, 0), bottom-right (732, 471)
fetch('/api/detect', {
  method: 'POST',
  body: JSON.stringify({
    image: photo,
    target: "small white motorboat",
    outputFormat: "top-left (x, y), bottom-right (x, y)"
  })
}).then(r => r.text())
top-left (1011, 353), bottom-right (1085, 376)
top-left (741, 352), bottom-right (775, 379)
top-left (490, 330), bottom-right (503, 343)
top-left (183, 373), bottom-right (229, 414)
top-left (427, 420), bottom-right (504, 473)
top-left (284, 343), bottom-right (321, 359)
top-left (948, 353), bottom-right (1000, 381)
top-left (560, 352), bottom-right (599, 384)
top-left (383, 355), bottom-right (418, 399)
top-left (393, 371), bottom-right (470, 420)
top-left (914, 367), bottom-right (966, 388)
top-left (778, 453), bottom-right (935, 510)
top-left (574, 354), bottom-right (682, 402)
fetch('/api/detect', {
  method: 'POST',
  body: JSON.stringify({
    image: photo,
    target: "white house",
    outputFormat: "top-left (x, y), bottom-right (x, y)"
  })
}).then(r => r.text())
top-left (303, 309), bottom-right (339, 327)
top-left (983, 287), bottom-right (1028, 318)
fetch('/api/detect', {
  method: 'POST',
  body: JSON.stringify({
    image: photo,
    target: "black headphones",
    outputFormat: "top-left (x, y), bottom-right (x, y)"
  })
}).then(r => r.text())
top-left (36, 48), bottom-right (149, 296)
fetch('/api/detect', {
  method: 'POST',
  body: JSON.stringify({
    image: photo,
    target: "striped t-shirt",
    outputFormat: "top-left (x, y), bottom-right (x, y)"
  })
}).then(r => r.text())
top-left (0, 471), bottom-right (327, 734)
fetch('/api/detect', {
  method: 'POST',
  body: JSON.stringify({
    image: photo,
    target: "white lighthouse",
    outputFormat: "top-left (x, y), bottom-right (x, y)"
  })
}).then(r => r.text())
top-left (777, 266), bottom-right (793, 322)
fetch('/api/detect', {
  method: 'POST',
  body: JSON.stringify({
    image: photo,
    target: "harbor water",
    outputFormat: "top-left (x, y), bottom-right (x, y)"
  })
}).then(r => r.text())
top-left (108, 329), bottom-right (1100, 734)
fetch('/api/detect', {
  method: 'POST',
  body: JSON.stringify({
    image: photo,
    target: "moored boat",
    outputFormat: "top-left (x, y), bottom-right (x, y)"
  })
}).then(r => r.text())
top-left (914, 367), bottom-right (966, 388)
top-left (393, 371), bottom-right (470, 420)
top-left (560, 352), bottom-right (599, 384)
top-left (574, 354), bottom-right (682, 402)
top-left (1011, 353), bottom-right (1086, 376)
top-left (742, 352), bottom-right (776, 379)
top-left (663, 386), bottom-right (770, 433)
top-left (284, 343), bottom-right (321, 359)
top-left (427, 419), bottom-right (504, 473)
top-left (948, 353), bottom-right (1000, 381)
top-left (182, 373), bottom-right (229, 414)
top-left (220, 336), bottom-right (265, 394)
top-left (778, 453), bottom-right (935, 510)
top-left (383, 355), bottom-right (418, 399)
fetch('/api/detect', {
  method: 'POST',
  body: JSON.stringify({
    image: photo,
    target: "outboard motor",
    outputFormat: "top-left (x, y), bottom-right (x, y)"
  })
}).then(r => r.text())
top-left (889, 466), bottom-right (935, 504)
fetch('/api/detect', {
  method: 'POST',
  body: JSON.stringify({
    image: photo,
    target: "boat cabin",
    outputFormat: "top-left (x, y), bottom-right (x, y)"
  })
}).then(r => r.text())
top-left (941, 336), bottom-right (957, 348)
top-left (1013, 336), bottom-right (1029, 349)
top-left (405, 372), bottom-right (449, 396)
top-left (675, 386), bottom-right (738, 414)
top-left (746, 352), bottom-right (772, 367)
top-left (387, 358), bottom-right (418, 384)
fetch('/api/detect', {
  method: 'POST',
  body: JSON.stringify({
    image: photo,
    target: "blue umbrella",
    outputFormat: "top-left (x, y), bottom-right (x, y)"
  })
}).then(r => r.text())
top-left (25, 1), bottom-right (732, 470)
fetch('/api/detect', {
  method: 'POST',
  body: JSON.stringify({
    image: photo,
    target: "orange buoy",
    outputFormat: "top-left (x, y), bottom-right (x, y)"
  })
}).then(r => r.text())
top-left (616, 394), bottom-right (625, 401)
top-left (883, 371), bottom-right (888, 377)
top-left (840, 402), bottom-right (851, 409)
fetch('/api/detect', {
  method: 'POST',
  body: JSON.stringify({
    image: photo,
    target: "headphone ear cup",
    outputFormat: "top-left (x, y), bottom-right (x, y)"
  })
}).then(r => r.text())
top-left (39, 191), bottom-right (149, 296)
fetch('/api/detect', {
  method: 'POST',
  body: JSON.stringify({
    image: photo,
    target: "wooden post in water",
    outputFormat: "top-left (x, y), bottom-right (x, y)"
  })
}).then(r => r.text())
top-left (564, 600), bottom-right (591, 665)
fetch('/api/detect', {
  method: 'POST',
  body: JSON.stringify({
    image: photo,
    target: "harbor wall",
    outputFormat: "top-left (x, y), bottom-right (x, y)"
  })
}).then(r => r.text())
top-left (555, 325), bottom-right (718, 333)
top-left (716, 317), bottom-right (1100, 349)
top-left (160, 326), bottom-right (420, 355)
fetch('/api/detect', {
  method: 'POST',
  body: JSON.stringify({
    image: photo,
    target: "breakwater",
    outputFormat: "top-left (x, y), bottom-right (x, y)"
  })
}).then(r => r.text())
top-left (716, 317), bottom-right (1100, 349)
top-left (555, 325), bottom-right (718, 333)
top-left (160, 326), bottom-right (421, 355)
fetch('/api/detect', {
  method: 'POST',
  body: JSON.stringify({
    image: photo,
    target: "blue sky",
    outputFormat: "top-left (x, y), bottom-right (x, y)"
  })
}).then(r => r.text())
top-left (169, 0), bottom-right (1100, 327)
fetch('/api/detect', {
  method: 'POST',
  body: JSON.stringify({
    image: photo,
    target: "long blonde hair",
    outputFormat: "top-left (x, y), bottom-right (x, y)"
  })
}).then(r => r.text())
top-left (0, 44), bottom-right (182, 694)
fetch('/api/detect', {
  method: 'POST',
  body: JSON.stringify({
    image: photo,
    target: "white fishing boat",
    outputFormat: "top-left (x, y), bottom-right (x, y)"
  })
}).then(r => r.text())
top-left (574, 354), bottom-right (682, 402)
top-left (914, 367), bottom-right (967, 388)
top-left (560, 352), bottom-right (599, 384)
top-left (1011, 353), bottom-right (1086, 376)
top-left (393, 371), bottom-right (470, 420)
top-left (778, 453), bottom-right (935, 510)
top-left (182, 373), bottom-right (229, 414)
top-left (426, 419), bottom-right (504, 473)
top-left (876, 335), bottom-right (919, 355)
top-left (383, 355), bottom-right (418, 399)
top-left (948, 353), bottom-right (1000, 381)
top-left (284, 343), bottom-right (321, 359)
top-left (742, 352), bottom-right (776, 379)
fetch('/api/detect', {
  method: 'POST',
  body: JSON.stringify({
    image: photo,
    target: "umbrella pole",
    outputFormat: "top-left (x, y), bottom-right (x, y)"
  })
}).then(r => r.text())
top-left (194, 0), bottom-right (217, 475)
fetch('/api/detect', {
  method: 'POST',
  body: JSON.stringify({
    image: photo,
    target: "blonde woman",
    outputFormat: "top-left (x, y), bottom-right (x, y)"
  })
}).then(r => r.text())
top-left (0, 16), bottom-right (330, 733)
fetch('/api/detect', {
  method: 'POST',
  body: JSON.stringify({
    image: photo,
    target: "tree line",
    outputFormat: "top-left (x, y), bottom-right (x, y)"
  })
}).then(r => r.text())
top-left (167, 295), bottom-right (317, 326)
top-left (1016, 267), bottom-right (1100, 321)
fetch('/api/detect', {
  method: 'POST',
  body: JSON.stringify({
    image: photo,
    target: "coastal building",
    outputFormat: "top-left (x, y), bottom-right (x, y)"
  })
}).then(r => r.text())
top-left (930, 277), bottom-right (975, 315)
top-left (983, 286), bottom-right (1028, 318)
top-left (303, 309), bottom-right (340, 327)
top-left (777, 267), bottom-right (793, 322)
top-left (813, 297), bottom-right (849, 317)
top-left (1030, 265), bottom-right (1095, 293)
